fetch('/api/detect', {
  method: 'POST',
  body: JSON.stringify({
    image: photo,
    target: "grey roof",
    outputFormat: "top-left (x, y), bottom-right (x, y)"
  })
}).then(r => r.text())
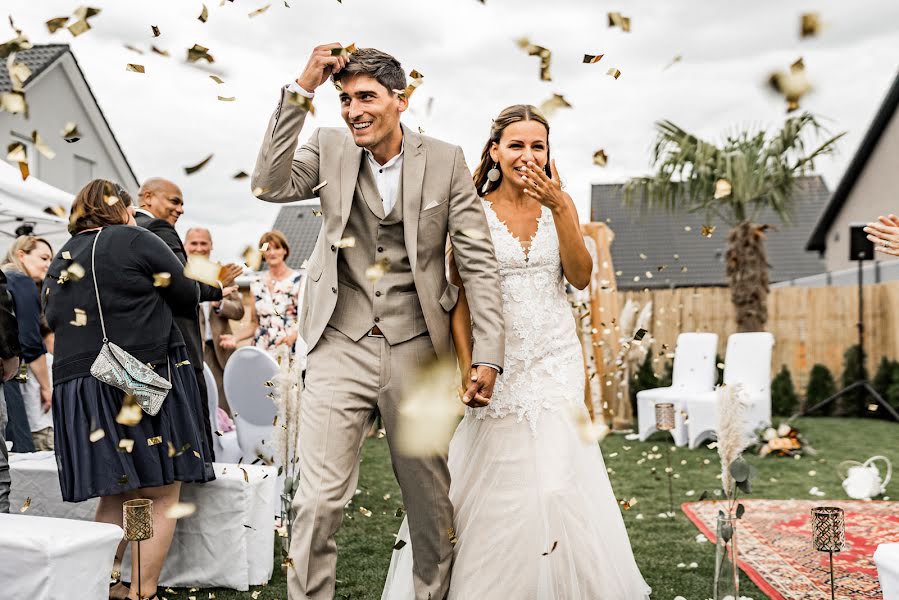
top-left (271, 203), bottom-right (323, 270)
top-left (591, 175), bottom-right (829, 289)
top-left (0, 44), bottom-right (69, 92)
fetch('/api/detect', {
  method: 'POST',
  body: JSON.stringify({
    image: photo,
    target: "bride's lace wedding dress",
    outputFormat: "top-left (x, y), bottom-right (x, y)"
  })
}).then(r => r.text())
top-left (382, 200), bottom-right (651, 599)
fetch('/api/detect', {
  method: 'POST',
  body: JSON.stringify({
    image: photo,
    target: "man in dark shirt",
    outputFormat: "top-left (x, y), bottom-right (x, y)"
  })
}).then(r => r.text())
top-left (0, 270), bottom-right (21, 513)
top-left (134, 178), bottom-right (242, 458)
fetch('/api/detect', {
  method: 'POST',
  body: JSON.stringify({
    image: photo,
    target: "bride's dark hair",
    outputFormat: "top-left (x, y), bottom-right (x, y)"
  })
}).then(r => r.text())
top-left (472, 104), bottom-right (552, 196)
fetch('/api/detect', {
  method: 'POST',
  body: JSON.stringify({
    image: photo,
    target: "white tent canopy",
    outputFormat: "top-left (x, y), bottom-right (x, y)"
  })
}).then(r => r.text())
top-left (0, 161), bottom-right (72, 258)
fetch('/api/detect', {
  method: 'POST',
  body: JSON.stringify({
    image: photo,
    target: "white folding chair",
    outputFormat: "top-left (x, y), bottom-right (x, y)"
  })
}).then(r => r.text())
top-left (637, 332), bottom-right (718, 446)
top-left (204, 363), bottom-right (241, 463)
top-left (222, 347), bottom-right (280, 463)
top-left (686, 332), bottom-right (775, 449)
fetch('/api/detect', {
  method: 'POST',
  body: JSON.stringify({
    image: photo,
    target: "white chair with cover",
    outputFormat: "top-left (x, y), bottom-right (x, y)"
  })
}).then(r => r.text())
top-left (204, 363), bottom-right (241, 463)
top-left (223, 347), bottom-right (280, 463)
top-left (686, 332), bottom-right (775, 449)
top-left (637, 332), bottom-right (719, 446)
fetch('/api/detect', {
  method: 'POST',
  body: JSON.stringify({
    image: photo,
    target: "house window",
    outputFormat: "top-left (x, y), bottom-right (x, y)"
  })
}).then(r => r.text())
top-left (7, 131), bottom-right (36, 177)
top-left (74, 155), bottom-right (94, 188)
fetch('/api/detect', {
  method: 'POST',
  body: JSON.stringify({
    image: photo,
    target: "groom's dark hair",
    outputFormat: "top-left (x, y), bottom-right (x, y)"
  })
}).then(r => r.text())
top-left (331, 48), bottom-right (406, 96)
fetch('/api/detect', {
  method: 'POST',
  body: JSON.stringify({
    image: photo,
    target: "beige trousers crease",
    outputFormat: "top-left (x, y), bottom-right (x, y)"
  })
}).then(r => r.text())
top-left (287, 326), bottom-right (454, 600)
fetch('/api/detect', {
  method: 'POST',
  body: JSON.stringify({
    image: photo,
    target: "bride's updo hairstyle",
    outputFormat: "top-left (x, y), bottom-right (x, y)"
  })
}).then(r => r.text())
top-left (472, 104), bottom-right (552, 196)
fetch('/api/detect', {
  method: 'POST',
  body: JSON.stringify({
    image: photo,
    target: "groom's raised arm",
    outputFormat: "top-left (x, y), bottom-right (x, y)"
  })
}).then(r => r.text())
top-left (447, 146), bottom-right (505, 372)
top-left (251, 87), bottom-right (322, 203)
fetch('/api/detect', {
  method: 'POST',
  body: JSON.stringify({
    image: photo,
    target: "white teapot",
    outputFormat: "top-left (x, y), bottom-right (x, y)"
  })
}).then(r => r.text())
top-left (838, 456), bottom-right (892, 500)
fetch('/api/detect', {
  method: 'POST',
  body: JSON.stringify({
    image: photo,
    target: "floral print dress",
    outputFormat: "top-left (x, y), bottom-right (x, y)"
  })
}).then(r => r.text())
top-left (250, 271), bottom-right (303, 357)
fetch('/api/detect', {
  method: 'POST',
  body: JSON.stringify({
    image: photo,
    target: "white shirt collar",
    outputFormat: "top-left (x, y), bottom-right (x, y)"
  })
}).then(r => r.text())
top-left (135, 208), bottom-right (155, 219)
top-left (364, 137), bottom-right (404, 170)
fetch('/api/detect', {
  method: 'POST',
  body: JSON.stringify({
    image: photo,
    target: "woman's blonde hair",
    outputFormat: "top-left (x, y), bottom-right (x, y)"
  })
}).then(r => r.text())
top-left (2, 235), bottom-right (53, 275)
top-left (260, 230), bottom-right (290, 259)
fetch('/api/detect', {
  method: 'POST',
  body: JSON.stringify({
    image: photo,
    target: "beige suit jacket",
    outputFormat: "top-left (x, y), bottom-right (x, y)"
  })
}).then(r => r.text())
top-left (251, 86), bottom-right (504, 368)
top-left (199, 290), bottom-right (245, 367)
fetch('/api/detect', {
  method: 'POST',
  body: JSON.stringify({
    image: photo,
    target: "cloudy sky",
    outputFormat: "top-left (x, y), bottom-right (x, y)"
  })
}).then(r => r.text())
top-left (5, 0), bottom-right (899, 261)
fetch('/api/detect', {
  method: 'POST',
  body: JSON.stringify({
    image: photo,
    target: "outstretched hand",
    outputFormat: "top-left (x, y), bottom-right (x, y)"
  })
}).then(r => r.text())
top-left (462, 365), bottom-right (498, 408)
top-left (864, 215), bottom-right (899, 257)
top-left (295, 43), bottom-right (350, 94)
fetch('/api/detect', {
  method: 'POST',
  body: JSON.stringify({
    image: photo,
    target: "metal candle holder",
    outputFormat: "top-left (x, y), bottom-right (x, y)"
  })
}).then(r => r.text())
top-left (123, 499), bottom-right (154, 599)
top-left (655, 403), bottom-right (677, 517)
top-left (811, 506), bottom-right (845, 600)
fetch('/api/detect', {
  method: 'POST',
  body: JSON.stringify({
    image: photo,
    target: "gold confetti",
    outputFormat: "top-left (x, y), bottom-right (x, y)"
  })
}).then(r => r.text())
top-left (116, 395), bottom-right (143, 426)
top-left (542, 541), bottom-right (559, 555)
top-left (394, 69), bottom-right (424, 99)
top-left (187, 44), bottom-right (215, 64)
top-left (147, 436), bottom-right (162, 446)
top-left (152, 272), bottom-right (171, 287)
top-left (286, 91), bottom-right (315, 115)
top-left (7, 58), bottom-right (31, 92)
top-left (248, 4), bottom-right (272, 17)
top-left (538, 93), bottom-right (572, 119)
top-left (217, 96), bottom-right (236, 102)
top-left (396, 358), bottom-right (459, 457)
top-left (151, 25), bottom-right (161, 37)
top-left (65, 262), bottom-right (85, 281)
top-left (714, 178), bottom-right (732, 199)
top-left (90, 428), bottom-right (105, 442)
top-left (198, 4), bottom-right (209, 22)
top-left (607, 12), bottom-right (631, 32)
top-left (634, 328), bottom-right (648, 341)
top-left (516, 38), bottom-right (552, 81)
top-left (447, 527), bottom-right (458, 545)
top-left (242, 246), bottom-right (263, 271)
top-left (311, 180), bottom-right (328, 193)
top-left (800, 13), bottom-right (821, 38)
top-left (29, 131), bottom-right (55, 160)
top-left (184, 153), bottom-right (213, 174)
top-left (61, 122), bottom-right (81, 143)
top-left (126, 63), bottom-right (145, 74)
top-left (104, 195), bottom-right (119, 206)
top-left (193, 450), bottom-right (201, 459)
top-left (16, 161), bottom-right (27, 180)
top-left (571, 405), bottom-right (609, 444)
top-left (175, 360), bottom-right (192, 367)
top-left (701, 224), bottom-right (716, 238)
top-left (70, 308), bottom-right (87, 327)
top-left (0, 91), bottom-right (27, 116)
top-left (606, 68), bottom-right (622, 80)
top-left (210, 75), bottom-right (225, 84)
top-left (240, 467), bottom-right (249, 482)
top-left (768, 57), bottom-right (811, 112)
top-left (61, 251), bottom-right (72, 259)
top-left (46, 17), bottom-right (69, 34)
top-left (73, 6), bottom-right (102, 21)
top-left (312, 208), bottom-right (323, 217)
top-left (330, 43), bottom-right (357, 57)
top-left (664, 55), bottom-right (683, 70)
top-left (151, 45), bottom-right (169, 57)
top-left (6, 142), bottom-right (26, 163)
top-left (233, 170), bottom-right (248, 179)
top-left (358, 506), bottom-right (372, 517)
top-left (19, 497), bottom-right (31, 513)
top-left (118, 438), bottom-right (135, 453)
top-left (67, 19), bottom-right (91, 37)
top-left (620, 497), bottom-right (638, 510)
top-left (583, 54), bottom-right (604, 64)
top-left (117, 474), bottom-right (129, 485)
top-left (124, 44), bottom-right (143, 55)
top-left (260, 242), bottom-right (270, 252)
top-left (334, 237), bottom-right (356, 248)
top-left (365, 258), bottom-right (390, 282)
top-left (393, 539), bottom-right (407, 550)
top-left (593, 149), bottom-right (608, 167)
top-left (184, 254), bottom-right (223, 286)
top-left (166, 502), bottom-right (197, 519)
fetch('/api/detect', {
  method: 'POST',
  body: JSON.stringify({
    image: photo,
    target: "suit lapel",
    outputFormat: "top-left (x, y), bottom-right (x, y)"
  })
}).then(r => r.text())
top-left (401, 124), bottom-right (425, 272)
top-left (339, 135), bottom-right (363, 231)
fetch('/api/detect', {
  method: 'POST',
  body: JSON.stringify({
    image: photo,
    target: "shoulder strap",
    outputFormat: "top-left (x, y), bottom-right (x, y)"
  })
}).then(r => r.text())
top-left (90, 229), bottom-right (108, 342)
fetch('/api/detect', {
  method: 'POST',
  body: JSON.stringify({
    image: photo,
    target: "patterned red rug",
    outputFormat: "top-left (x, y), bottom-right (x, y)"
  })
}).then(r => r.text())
top-left (682, 499), bottom-right (899, 600)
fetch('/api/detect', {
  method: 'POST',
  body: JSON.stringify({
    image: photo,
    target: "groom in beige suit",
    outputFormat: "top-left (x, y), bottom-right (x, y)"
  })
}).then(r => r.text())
top-left (252, 44), bottom-right (504, 599)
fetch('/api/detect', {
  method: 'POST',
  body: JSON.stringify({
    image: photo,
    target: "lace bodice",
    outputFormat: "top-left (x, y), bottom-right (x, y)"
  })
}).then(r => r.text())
top-left (469, 200), bottom-right (585, 433)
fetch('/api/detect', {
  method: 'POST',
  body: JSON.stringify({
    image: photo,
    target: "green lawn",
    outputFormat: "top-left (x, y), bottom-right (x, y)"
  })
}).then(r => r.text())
top-left (177, 417), bottom-right (898, 600)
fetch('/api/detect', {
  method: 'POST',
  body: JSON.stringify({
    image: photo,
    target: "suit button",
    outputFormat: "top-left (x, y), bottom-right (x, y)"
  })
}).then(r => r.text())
top-left (377, 246), bottom-right (384, 252)
top-left (330, 244), bottom-right (336, 252)
top-left (331, 287), bottom-right (337, 293)
top-left (375, 291), bottom-right (382, 297)
top-left (374, 316), bottom-right (380, 323)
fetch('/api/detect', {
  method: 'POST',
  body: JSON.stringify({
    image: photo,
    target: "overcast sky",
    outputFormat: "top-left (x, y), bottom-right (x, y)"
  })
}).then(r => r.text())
top-left (5, 0), bottom-right (899, 261)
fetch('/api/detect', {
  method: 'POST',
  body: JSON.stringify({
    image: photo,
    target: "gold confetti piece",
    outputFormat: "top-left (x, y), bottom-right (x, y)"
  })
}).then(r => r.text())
top-left (620, 497), bottom-right (638, 509)
top-left (248, 4), bottom-right (271, 17)
top-left (193, 450), bottom-right (201, 459)
top-left (701, 224), bottom-right (716, 238)
top-left (393, 539), bottom-right (407, 550)
top-left (126, 63), bottom-right (145, 74)
top-left (61, 122), bottom-right (81, 143)
top-left (593, 149), bottom-right (608, 167)
top-left (150, 45), bottom-right (169, 57)
top-left (73, 6), bottom-right (102, 21)
top-left (571, 405), bottom-right (609, 444)
top-left (104, 195), bottom-right (119, 206)
top-left (210, 75), bottom-right (225, 85)
top-left (285, 91), bottom-right (315, 115)
top-left (240, 467), bottom-right (249, 482)
top-left (251, 591), bottom-right (261, 599)
top-left (116, 396), bottom-right (143, 426)
top-left (198, 4), bottom-right (209, 22)
top-left (358, 506), bottom-right (372, 517)
top-left (46, 17), bottom-right (69, 34)
top-left (166, 502), bottom-right (197, 519)
top-left (0, 91), bottom-right (27, 116)
top-left (538, 93), bottom-right (572, 119)
top-left (28, 130), bottom-right (55, 161)
top-left (16, 161), bottom-right (27, 180)
top-left (242, 245), bottom-right (263, 271)
top-left (217, 96), bottom-right (236, 102)
top-left (800, 12), bottom-right (821, 38)
top-left (151, 25), bottom-right (161, 37)
top-left (311, 180), bottom-right (327, 193)
top-left (334, 237), bottom-right (356, 248)
top-left (175, 360), bottom-right (191, 367)
top-left (232, 171), bottom-right (249, 179)
top-left (516, 37), bottom-right (552, 81)
top-left (634, 328), bottom-right (648, 341)
top-left (124, 44), bottom-right (143, 55)
top-left (19, 497), bottom-right (31, 513)
top-left (61, 251), bottom-right (72, 259)
top-left (714, 178), bottom-right (732, 199)
top-left (187, 44), bottom-right (215, 64)
top-left (447, 527), bottom-right (458, 545)
top-left (118, 438), bottom-right (135, 453)
top-left (151, 272), bottom-right (171, 288)
top-left (664, 54), bottom-right (683, 70)
top-left (542, 540), bottom-right (559, 555)
top-left (70, 308), bottom-right (87, 327)
top-left (312, 208), bottom-right (322, 217)
top-left (67, 20), bottom-right (91, 37)
top-left (365, 258), bottom-right (390, 282)
top-left (260, 242), bottom-right (270, 252)
top-left (7, 142), bottom-right (26, 163)
top-left (396, 358), bottom-right (459, 457)
top-left (184, 254), bottom-right (223, 286)
top-left (768, 57), bottom-right (811, 113)
top-left (117, 474), bottom-right (129, 485)
top-left (7, 59), bottom-right (31, 92)
top-left (606, 67), bottom-right (621, 79)
top-left (607, 12), bottom-right (631, 32)
top-left (147, 436), bottom-right (162, 446)
top-left (394, 69), bottom-right (424, 99)
top-left (583, 54), bottom-right (604, 64)
top-left (89, 428), bottom-right (105, 442)
top-left (66, 262), bottom-right (85, 281)
top-left (184, 153), bottom-right (213, 174)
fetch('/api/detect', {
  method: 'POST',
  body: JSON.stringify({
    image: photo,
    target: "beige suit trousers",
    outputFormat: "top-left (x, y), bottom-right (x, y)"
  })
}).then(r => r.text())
top-left (288, 326), bottom-right (454, 600)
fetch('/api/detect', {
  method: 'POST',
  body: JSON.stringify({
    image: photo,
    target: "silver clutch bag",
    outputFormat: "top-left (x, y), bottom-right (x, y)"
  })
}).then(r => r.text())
top-left (86, 228), bottom-right (172, 416)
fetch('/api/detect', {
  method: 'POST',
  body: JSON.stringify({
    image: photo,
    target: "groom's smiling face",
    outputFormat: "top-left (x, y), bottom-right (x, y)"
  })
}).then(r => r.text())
top-left (339, 74), bottom-right (407, 150)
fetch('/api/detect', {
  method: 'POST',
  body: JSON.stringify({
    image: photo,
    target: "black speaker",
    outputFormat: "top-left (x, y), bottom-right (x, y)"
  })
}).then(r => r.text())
top-left (849, 223), bottom-right (874, 261)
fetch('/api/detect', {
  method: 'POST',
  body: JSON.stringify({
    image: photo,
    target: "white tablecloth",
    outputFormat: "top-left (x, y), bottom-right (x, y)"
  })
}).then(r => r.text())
top-left (876, 543), bottom-right (899, 600)
top-left (8, 452), bottom-right (276, 591)
top-left (0, 513), bottom-right (123, 600)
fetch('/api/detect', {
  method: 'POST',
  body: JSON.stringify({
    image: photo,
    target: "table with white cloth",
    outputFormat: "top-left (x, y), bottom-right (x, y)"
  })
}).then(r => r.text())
top-left (8, 452), bottom-right (277, 591)
top-left (0, 513), bottom-right (123, 600)
top-left (876, 543), bottom-right (899, 600)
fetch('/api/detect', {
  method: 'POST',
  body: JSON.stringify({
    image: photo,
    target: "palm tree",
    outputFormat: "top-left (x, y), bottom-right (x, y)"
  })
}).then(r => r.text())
top-left (624, 112), bottom-right (844, 332)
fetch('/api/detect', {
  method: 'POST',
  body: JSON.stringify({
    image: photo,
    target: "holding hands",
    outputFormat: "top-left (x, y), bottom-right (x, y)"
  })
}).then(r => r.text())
top-left (864, 215), bottom-right (899, 257)
top-left (295, 43), bottom-right (350, 94)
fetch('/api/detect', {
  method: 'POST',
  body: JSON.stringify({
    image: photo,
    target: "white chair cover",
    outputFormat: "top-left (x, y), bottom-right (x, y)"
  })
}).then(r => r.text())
top-left (223, 346), bottom-right (280, 462)
top-left (204, 363), bottom-right (241, 462)
top-left (686, 332), bottom-right (775, 449)
top-left (636, 332), bottom-right (718, 446)
top-left (875, 543), bottom-right (899, 600)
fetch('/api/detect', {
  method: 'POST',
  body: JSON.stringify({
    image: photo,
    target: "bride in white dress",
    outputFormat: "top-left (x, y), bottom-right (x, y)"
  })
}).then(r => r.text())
top-left (382, 105), bottom-right (651, 600)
